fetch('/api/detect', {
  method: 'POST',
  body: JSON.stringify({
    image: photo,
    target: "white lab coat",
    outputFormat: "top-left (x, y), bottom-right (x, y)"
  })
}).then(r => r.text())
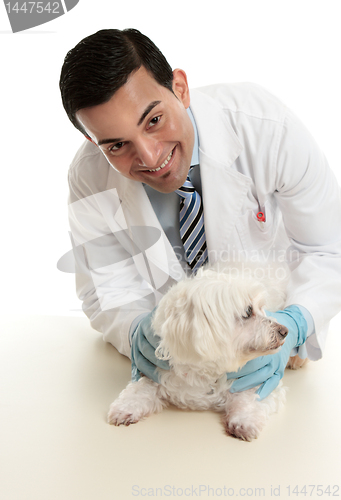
top-left (68, 82), bottom-right (341, 361)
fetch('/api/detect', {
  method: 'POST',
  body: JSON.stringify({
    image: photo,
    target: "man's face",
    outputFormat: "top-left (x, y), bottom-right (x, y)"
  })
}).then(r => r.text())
top-left (77, 66), bottom-right (195, 193)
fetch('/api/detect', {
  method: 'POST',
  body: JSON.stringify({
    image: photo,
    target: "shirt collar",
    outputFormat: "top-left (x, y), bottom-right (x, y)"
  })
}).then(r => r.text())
top-left (186, 106), bottom-right (200, 166)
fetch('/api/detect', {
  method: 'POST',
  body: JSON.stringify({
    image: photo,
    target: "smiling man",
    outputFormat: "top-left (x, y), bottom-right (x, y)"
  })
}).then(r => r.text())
top-left (60, 29), bottom-right (341, 400)
top-left (76, 66), bottom-right (194, 193)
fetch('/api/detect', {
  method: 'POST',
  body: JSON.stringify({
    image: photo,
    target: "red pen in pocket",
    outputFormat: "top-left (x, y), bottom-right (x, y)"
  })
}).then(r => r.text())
top-left (256, 211), bottom-right (266, 222)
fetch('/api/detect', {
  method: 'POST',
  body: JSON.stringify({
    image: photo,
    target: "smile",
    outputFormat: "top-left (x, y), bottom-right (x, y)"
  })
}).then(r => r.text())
top-left (147, 149), bottom-right (174, 172)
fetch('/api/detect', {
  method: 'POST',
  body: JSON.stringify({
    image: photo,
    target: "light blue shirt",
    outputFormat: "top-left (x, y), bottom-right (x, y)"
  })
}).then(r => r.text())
top-left (131, 107), bottom-right (315, 350)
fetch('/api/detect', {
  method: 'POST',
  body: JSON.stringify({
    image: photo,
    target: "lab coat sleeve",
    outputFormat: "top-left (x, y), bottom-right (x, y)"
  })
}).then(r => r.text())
top-left (67, 162), bottom-right (156, 359)
top-left (274, 107), bottom-right (341, 358)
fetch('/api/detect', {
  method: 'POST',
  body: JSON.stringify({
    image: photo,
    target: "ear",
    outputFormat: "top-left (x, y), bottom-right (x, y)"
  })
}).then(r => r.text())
top-left (153, 281), bottom-right (229, 366)
top-left (172, 68), bottom-right (190, 108)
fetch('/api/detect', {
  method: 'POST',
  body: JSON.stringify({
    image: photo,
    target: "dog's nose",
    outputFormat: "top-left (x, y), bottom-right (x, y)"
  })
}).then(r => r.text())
top-left (277, 324), bottom-right (288, 338)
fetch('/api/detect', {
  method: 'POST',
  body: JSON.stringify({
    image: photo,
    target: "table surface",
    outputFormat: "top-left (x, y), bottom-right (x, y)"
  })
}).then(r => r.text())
top-left (1, 313), bottom-right (340, 500)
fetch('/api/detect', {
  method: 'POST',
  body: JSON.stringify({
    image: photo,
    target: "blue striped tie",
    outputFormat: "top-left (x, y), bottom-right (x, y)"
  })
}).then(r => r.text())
top-left (175, 173), bottom-right (208, 272)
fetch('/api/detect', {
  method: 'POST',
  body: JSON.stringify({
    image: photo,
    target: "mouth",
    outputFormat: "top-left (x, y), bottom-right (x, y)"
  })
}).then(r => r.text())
top-left (141, 147), bottom-right (175, 176)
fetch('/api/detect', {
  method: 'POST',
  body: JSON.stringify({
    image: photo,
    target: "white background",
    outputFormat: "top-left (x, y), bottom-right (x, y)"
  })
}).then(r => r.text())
top-left (0, 0), bottom-right (340, 318)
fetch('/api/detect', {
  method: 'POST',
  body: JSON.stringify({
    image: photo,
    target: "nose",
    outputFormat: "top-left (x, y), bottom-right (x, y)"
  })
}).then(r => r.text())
top-left (135, 137), bottom-right (162, 169)
top-left (276, 324), bottom-right (288, 338)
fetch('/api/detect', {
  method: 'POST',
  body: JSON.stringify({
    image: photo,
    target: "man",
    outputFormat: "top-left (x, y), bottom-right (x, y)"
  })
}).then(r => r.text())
top-left (60, 29), bottom-right (341, 399)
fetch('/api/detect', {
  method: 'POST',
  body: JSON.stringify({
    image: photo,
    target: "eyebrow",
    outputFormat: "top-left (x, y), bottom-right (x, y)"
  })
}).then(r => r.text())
top-left (98, 137), bottom-right (123, 146)
top-left (137, 100), bottom-right (161, 126)
top-left (97, 100), bottom-right (162, 147)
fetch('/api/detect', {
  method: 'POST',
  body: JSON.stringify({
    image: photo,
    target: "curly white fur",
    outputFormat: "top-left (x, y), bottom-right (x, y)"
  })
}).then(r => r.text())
top-left (108, 261), bottom-right (289, 441)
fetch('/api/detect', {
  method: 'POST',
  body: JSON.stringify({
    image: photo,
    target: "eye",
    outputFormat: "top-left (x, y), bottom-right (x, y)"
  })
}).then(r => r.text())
top-left (242, 305), bottom-right (253, 319)
top-left (109, 142), bottom-right (125, 152)
top-left (148, 115), bottom-right (161, 128)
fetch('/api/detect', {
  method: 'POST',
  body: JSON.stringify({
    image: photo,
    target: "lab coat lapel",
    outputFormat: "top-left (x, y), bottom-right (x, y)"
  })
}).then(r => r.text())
top-left (111, 177), bottom-right (186, 286)
top-left (190, 89), bottom-right (252, 258)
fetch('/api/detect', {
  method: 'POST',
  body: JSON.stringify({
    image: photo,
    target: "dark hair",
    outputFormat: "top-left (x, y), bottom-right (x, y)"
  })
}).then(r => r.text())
top-left (59, 29), bottom-right (174, 137)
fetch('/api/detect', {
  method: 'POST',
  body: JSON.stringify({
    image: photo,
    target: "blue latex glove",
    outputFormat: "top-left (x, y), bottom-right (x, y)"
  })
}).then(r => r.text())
top-left (226, 305), bottom-right (308, 400)
top-left (130, 308), bottom-right (170, 383)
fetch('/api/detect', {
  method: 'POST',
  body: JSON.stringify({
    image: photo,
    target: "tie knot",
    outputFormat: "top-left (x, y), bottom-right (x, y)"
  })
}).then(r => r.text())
top-left (175, 176), bottom-right (195, 199)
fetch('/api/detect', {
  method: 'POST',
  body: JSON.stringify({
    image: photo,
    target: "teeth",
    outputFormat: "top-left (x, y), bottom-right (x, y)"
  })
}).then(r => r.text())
top-left (148, 150), bottom-right (173, 172)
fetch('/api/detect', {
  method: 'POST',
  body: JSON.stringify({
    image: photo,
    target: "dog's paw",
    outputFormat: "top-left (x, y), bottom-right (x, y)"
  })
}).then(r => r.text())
top-left (224, 419), bottom-right (260, 442)
top-left (107, 403), bottom-right (140, 426)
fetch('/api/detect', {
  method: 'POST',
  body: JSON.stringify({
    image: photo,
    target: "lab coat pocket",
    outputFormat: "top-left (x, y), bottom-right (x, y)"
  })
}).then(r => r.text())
top-left (235, 198), bottom-right (279, 257)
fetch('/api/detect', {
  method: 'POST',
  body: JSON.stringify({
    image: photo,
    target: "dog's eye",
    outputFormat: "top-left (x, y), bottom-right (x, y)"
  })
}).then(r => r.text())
top-left (242, 305), bottom-right (253, 319)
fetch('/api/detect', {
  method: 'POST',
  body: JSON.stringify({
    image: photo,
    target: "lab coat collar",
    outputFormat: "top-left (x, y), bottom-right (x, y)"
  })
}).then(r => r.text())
top-left (189, 88), bottom-right (252, 258)
top-left (189, 88), bottom-right (243, 168)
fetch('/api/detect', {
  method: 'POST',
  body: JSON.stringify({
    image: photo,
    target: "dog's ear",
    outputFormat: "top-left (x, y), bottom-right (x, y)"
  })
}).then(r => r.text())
top-left (153, 279), bottom-right (233, 367)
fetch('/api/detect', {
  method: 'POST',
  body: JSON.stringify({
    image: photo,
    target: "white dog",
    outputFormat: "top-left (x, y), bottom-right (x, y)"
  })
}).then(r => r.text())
top-left (108, 261), bottom-right (305, 441)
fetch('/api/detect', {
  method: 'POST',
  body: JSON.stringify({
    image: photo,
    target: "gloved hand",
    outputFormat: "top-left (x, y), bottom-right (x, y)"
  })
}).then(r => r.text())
top-left (130, 308), bottom-right (170, 383)
top-left (226, 305), bottom-right (308, 400)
